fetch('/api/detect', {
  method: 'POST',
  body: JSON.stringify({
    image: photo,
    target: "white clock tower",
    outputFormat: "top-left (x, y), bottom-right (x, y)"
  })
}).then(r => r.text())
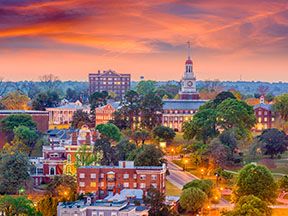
top-left (179, 42), bottom-right (200, 100)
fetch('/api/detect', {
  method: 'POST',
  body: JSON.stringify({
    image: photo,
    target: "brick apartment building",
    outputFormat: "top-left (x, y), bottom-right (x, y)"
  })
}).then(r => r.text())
top-left (77, 161), bottom-right (166, 198)
top-left (89, 70), bottom-right (131, 98)
top-left (0, 110), bottom-right (49, 148)
top-left (95, 102), bottom-right (120, 126)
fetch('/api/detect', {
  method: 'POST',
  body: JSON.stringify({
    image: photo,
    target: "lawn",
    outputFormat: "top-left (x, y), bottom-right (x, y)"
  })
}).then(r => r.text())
top-left (166, 180), bottom-right (182, 196)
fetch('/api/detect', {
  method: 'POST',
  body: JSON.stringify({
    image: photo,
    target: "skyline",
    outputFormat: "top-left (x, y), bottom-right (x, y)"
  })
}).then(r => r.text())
top-left (0, 0), bottom-right (288, 82)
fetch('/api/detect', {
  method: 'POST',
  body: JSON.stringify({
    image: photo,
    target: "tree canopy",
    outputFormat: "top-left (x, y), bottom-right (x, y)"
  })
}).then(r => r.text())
top-left (153, 126), bottom-right (176, 143)
top-left (133, 144), bottom-right (164, 166)
top-left (136, 80), bottom-right (157, 95)
top-left (71, 110), bottom-right (92, 128)
top-left (0, 91), bottom-right (30, 110)
top-left (179, 187), bottom-right (207, 214)
top-left (273, 93), bottom-right (288, 121)
top-left (233, 164), bottom-right (277, 203)
top-left (96, 123), bottom-right (122, 142)
top-left (183, 179), bottom-right (214, 198)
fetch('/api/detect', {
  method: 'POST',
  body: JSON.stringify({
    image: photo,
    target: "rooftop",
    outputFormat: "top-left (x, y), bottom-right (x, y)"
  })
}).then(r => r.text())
top-left (163, 99), bottom-right (207, 110)
top-left (253, 103), bottom-right (272, 111)
top-left (0, 110), bottom-right (48, 115)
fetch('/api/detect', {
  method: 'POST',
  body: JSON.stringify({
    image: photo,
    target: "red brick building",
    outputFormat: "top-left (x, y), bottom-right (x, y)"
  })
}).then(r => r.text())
top-left (253, 96), bottom-right (275, 131)
top-left (89, 70), bottom-right (131, 98)
top-left (0, 110), bottom-right (49, 148)
top-left (77, 161), bottom-right (166, 198)
top-left (95, 102), bottom-right (120, 126)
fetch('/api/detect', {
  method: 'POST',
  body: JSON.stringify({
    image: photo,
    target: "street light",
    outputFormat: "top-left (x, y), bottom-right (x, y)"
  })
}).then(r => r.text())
top-left (201, 168), bottom-right (204, 179)
top-left (183, 159), bottom-right (188, 171)
top-left (171, 148), bottom-right (175, 160)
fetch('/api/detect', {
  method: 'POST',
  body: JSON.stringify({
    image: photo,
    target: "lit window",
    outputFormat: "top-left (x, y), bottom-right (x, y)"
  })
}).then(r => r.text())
top-left (123, 182), bottom-right (129, 188)
top-left (90, 182), bottom-right (96, 187)
top-left (123, 174), bottom-right (129, 179)
top-left (133, 183), bottom-right (137, 188)
top-left (140, 183), bottom-right (146, 189)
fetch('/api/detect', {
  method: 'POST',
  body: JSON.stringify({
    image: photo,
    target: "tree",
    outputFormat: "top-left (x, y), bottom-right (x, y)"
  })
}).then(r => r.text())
top-left (47, 175), bottom-right (77, 201)
top-left (115, 139), bottom-right (137, 160)
top-left (36, 196), bottom-right (58, 216)
top-left (140, 92), bottom-right (163, 130)
top-left (32, 91), bottom-right (61, 110)
top-left (109, 110), bottom-right (129, 130)
top-left (179, 187), bottom-right (207, 214)
top-left (273, 94), bottom-right (288, 121)
top-left (223, 195), bottom-right (271, 216)
top-left (12, 126), bottom-right (39, 156)
top-left (94, 138), bottom-right (117, 165)
top-left (183, 179), bottom-right (214, 198)
top-left (0, 196), bottom-right (41, 216)
top-left (183, 108), bottom-right (217, 143)
top-left (233, 164), bottom-right (277, 203)
top-left (213, 91), bottom-right (236, 107)
top-left (219, 130), bottom-right (238, 160)
top-left (134, 144), bottom-right (164, 166)
top-left (96, 123), bottom-right (122, 142)
top-left (39, 74), bottom-right (60, 91)
top-left (66, 88), bottom-right (80, 102)
top-left (153, 126), bottom-right (176, 143)
top-left (74, 145), bottom-right (102, 170)
top-left (136, 80), bottom-right (157, 96)
top-left (89, 91), bottom-right (108, 109)
top-left (0, 151), bottom-right (30, 194)
top-left (0, 91), bottom-right (30, 110)
top-left (144, 187), bottom-right (174, 216)
top-left (156, 83), bottom-right (180, 99)
top-left (216, 98), bottom-right (256, 138)
top-left (257, 128), bottom-right (288, 158)
top-left (131, 130), bottom-right (150, 146)
top-left (0, 114), bottom-right (36, 142)
top-left (205, 138), bottom-right (229, 166)
top-left (71, 110), bottom-right (92, 128)
top-left (278, 175), bottom-right (288, 192)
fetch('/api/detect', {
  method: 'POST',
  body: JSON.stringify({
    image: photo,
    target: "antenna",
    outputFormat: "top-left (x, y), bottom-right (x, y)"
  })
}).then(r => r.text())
top-left (187, 41), bottom-right (191, 59)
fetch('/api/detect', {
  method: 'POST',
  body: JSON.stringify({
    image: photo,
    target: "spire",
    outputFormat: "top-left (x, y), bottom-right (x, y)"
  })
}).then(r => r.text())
top-left (187, 41), bottom-right (191, 60)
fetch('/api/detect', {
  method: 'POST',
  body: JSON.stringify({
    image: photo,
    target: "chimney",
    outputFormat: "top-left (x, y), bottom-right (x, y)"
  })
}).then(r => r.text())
top-left (72, 132), bottom-right (77, 145)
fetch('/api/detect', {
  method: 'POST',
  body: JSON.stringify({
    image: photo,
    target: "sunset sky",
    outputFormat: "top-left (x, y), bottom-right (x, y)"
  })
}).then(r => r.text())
top-left (0, 0), bottom-right (287, 82)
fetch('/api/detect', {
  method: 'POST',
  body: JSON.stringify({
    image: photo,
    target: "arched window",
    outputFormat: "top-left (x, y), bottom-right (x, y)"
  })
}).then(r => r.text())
top-left (50, 167), bottom-right (55, 175)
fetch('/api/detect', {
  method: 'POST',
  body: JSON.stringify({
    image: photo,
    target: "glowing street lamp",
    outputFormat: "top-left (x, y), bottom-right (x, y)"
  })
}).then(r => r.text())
top-left (183, 158), bottom-right (189, 171)
top-left (201, 168), bottom-right (204, 179)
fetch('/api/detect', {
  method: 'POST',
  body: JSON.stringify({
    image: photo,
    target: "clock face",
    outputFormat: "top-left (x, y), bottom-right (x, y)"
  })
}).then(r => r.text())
top-left (187, 81), bottom-right (193, 87)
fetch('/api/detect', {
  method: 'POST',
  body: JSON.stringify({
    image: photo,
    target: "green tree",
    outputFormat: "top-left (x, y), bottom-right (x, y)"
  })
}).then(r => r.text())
top-left (134, 144), bottom-right (164, 166)
top-left (216, 98), bottom-right (256, 139)
top-left (12, 125), bottom-right (39, 156)
top-left (89, 91), bottom-right (108, 109)
top-left (131, 130), bottom-right (150, 146)
top-left (0, 91), bottom-right (30, 110)
top-left (213, 91), bottom-right (236, 107)
top-left (219, 130), bottom-right (238, 160)
top-left (205, 138), bottom-right (229, 166)
top-left (0, 151), bottom-right (30, 194)
top-left (278, 175), bottom-right (288, 192)
top-left (223, 195), bottom-right (271, 216)
top-left (115, 139), bottom-right (137, 160)
top-left (96, 123), bottom-right (122, 142)
top-left (140, 92), bottom-right (163, 130)
top-left (0, 196), bottom-right (41, 216)
top-left (233, 164), bottom-right (277, 203)
top-left (66, 88), bottom-right (81, 102)
top-left (71, 110), bottom-right (92, 128)
top-left (153, 126), bottom-right (176, 143)
top-left (183, 108), bottom-right (217, 144)
top-left (183, 179), bottom-right (214, 198)
top-left (37, 196), bottom-right (58, 216)
top-left (258, 128), bottom-right (288, 158)
top-left (47, 175), bottom-right (77, 201)
top-left (136, 80), bottom-right (157, 96)
top-left (94, 138), bottom-right (117, 165)
top-left (273, 93), bottom-right (288, 121)
top-left (32, 91), bottom-right (61, 110)
top-left (179, 187), bottom-right (207, 214)
top-left (144, 187), bottom-right (174, 216)
top-left (74, 145), bottom-right (103, 169)
top-left (1, 114), bottom-right (36, 141)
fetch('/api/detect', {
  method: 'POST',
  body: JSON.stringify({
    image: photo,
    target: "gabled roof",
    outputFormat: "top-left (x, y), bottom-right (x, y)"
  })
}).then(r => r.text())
top-left (253, 103), bottom-right (272, 111)
top-left (163, 99), bottom-right (207, 110)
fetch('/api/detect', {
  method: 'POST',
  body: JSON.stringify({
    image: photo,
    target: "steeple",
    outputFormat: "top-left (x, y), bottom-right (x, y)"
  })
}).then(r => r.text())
top-left (185, 41), bottom-right (193, 65)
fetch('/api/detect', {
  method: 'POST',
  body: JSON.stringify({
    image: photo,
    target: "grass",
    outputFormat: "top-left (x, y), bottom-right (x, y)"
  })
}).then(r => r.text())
top-left (166, 180), bottom-right (182, 196)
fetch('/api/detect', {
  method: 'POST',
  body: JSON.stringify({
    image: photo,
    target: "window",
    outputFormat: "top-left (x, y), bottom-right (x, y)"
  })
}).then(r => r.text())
top-left (50, 167), bottom-right (55, 175)
top-left (272, 117), bottom-right (275, 122)
top-left (123, 174), bottom-right (129, 179)
top-left (133, 183), bottom-right (137, 188)
top-left (111, 212), bottom-right (117, 216)
top-left (151, 175), bottom-right (157, 180)
top-left (99, 212), bottom-right (104, 216)
top-left (100, 182), bottom-right (104, 187)
top-left (91, 173), bottom-right (96, 179)
top-left (151, 183), bottom-right (157, 188)
top-left (79, 182), bottom-right (85, 187)
top-left (264, 117), bottom-right (268, 122)
top-left (140, 175), bottom-right (146, 180)
top-left (133, 174), bottom-right (137, 179)
top-left (90, 182), bottom-right (96, 187)
top-left (100, 173), bottom-right (104, 178)
top-left (123, 182), bottom-right (129, 188)
top-left (79, 173), bottom-right (85, 178)
top-left (140, 183), bottom-right (146, 189)
top-left (258, 117), bottom-right (262, 123)
top-left (258, 111), bottom-right (262, 115)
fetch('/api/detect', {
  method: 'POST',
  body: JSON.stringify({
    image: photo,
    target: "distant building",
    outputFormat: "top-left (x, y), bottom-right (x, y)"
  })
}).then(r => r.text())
top-left (95, 102), bottom-right (120, 126)
top-left (253, 96), bottom-right (275, 131)
top-left (46, 100), bottom-right (90, 125)
top-left (179, 42), bottom-right (200, 100)
top-left (162, 99), bottom-right (206, 132)
top-left (89, 70), bottom-right (131, 98)
top-left (57, 189), bottom-right (149, 216)
top-left (77, 161), bottom-right (166, 199)
top-left (0, 110), bottom-right (49, 148)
